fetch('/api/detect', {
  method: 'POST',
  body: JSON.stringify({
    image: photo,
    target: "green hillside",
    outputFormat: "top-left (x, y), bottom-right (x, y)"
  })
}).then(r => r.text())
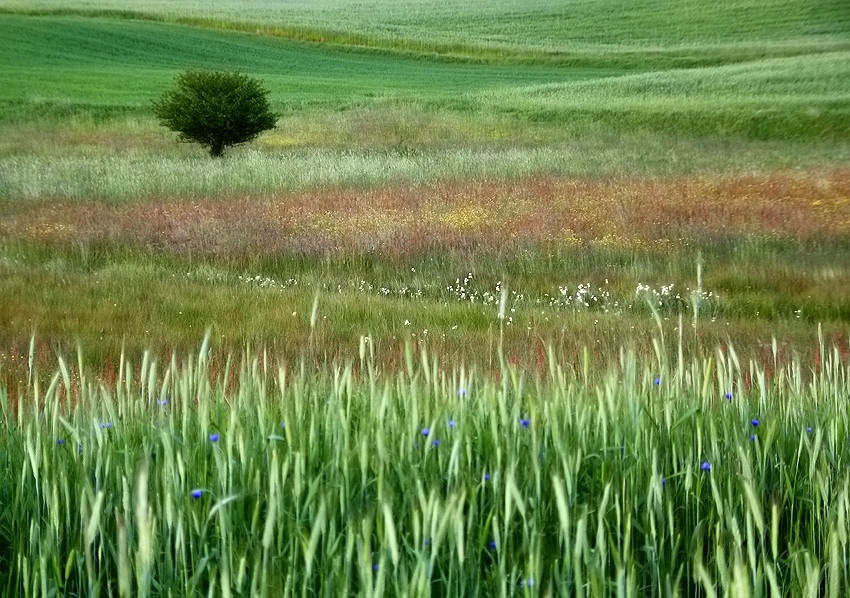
top-left (478, 52), bottom-right (850, 139)
top-left (4, 0), bottom-right (848, 62)
top-left (1, 11), bottom-right (848, 142)
top-left (0, 14), bottom-right (595, 117)
top-left (0, 15), bottom-right (605, 110)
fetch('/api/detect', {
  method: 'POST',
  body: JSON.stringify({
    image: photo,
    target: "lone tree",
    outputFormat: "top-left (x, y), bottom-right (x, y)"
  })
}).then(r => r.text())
top-left (154, 70), bottom-right (277, 157)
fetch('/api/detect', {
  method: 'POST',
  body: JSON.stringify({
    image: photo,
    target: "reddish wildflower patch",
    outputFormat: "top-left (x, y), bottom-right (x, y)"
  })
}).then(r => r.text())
top-left (2, 168), bottom-right (848, 257)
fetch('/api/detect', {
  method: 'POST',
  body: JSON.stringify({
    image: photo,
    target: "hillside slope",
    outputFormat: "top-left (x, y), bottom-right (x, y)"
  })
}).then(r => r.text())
top-left (2, 0), bottom-right (848, 65)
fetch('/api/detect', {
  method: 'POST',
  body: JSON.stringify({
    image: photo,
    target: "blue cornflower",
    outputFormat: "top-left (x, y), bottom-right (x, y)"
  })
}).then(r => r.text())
top-left (700, 461), bottom-right (711, 472)
top-left (654, 377), bottom-right (661, 386)
top-left (725, 392), bottom-right (733, 400)
top-left (520, 418), bottom-right (531, 428)
top-left (750, 434), bottom-right (756, 442)
top-left (423, 538), bottom-right (430, 547)
top-left (457, 389), bottom-right (467, 397)
top-left (421, 428), bottom-right (430, 437)
top-left (157, 399), bottom-right (168, 406)
top-left (751, 419), bottom-right (760, 427)
top-left (806, 426), bottom-right (813, 433)
top-left (448, 419), bottom-right (456, 429)
top-left (280, 422), bottom-right (286, 429)
top-left (520, 578), bottom-right (535, 589)
top-left (489, 540), bottom-right (497, 549)
top-left (100, 422), bottom-right (112, 429)
top-left (372, 563), bottom-right (379, 572)
top-left (56, 438), bottom-right (65, 446)
top-left (78, 444), bottom-right (83, 456)
top-left (191, 489), bottom-right (203, 499)
top-left (432, 439), bottom-right (440, 447)
top-left (661, 477), bottom-right (667, 487)
top-left (484, 473), bottom-right (490, 482)
top-left (209, 433), bottom-right (220, 442)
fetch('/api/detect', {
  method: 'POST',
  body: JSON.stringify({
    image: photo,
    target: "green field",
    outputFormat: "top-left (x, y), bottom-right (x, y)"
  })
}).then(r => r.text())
top-left (4, 337), bottom-right (850, 595)
top-left (5, 0), bottom-right (849, 61)
top-left (1, 0), bottom-right (850, 595)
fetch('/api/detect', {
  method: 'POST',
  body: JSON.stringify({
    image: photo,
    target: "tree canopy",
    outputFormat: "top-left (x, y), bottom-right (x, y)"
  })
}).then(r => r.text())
top-left (153, 70), bottom-right (277, 157)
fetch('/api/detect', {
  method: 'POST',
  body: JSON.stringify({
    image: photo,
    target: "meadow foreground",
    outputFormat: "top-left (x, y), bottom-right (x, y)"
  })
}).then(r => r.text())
top-left (1, 0), bottom-right (849, 595)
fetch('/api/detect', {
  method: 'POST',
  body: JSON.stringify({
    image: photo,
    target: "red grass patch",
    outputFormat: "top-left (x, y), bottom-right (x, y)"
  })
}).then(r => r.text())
top-left (2, 168), bottom-right (849, 257)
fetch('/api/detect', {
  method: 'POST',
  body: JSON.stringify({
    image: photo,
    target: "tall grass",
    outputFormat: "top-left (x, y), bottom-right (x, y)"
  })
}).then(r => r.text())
top-left (1, 1), bottom-right (848, 591)
top-left (1, 334), bottom-right (849, 595)
top-left (4, 140), bottom-right (850, 203)
top-left (2, 232), bottom-right (849, 375)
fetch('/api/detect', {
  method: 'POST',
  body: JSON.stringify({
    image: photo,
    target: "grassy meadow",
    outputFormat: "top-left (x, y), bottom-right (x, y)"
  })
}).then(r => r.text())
top-left (1, 0), bottom-right (850, 595)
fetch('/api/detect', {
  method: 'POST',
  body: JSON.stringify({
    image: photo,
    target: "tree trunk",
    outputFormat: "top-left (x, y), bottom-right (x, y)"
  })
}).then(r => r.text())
top-left (209, 141), bottom-right (225, 157)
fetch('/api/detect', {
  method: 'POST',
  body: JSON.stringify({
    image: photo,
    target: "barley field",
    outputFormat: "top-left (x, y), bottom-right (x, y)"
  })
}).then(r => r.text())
top-left (3, 334), bottom-right (850, 596)
top-left (1, 0), bottom-right (849, 595)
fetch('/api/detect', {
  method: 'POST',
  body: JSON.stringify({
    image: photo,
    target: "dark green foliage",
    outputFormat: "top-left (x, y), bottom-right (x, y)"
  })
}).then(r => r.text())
top-left (153, 70), bottom-right (277, 156)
